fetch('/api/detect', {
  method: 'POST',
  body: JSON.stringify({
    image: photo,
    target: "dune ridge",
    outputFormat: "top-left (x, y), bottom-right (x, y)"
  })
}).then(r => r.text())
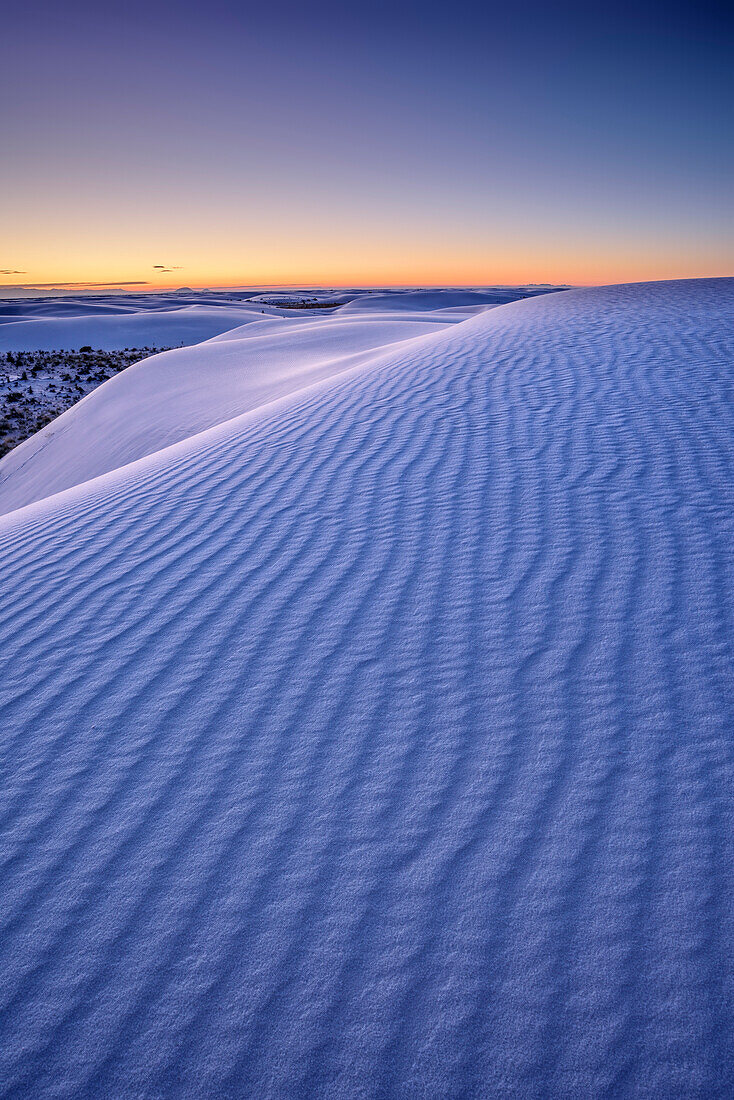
top-left (0, 286), bottom-right (550, 353)
top-left (0, 313), bottom-right (458, 516)
top-left (1, 279), bottom-right (733, 1097)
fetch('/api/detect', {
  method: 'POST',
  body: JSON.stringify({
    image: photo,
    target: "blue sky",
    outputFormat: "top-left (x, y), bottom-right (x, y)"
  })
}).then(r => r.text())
top-left (2, 0), bottom-right (732, 286)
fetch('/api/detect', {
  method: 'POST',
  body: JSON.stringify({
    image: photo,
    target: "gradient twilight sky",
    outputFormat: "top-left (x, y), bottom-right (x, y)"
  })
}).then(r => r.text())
top-left (2, 0), bottom-right (732, 290)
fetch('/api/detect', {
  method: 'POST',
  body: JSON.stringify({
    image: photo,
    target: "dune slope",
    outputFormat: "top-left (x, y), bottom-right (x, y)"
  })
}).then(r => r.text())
top-left (0, 305), bottom-right (284, 353)
top-left (0, 279), bottom-right (733, 1097)
top-left (0, 314), bottom-right (452, 515)
top-left (0, 286), bottom-right (546, 353)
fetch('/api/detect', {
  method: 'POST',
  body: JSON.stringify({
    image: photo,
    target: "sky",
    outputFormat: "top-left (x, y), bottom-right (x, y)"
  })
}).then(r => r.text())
top-left (2, 0), bottom-right (732, 291)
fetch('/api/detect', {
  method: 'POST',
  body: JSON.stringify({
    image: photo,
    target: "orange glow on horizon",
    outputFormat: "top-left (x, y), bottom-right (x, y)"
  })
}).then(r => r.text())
top-left (4, 259), bottom-right (733, 295)
top-left (3, 237), bottom-right (732, 296)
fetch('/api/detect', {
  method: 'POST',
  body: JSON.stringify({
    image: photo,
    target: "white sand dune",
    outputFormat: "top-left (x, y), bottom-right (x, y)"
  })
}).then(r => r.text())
top-left (337, 287), bottom-right (545, 313)
top-left (0, 314), bottom-right (453, 515)
top-left (0, 304), bottom-right (286, 353)
top-left (0, 286), bottom-right (551, 353)
top-left (1, 279), bottom-right (733, 1097)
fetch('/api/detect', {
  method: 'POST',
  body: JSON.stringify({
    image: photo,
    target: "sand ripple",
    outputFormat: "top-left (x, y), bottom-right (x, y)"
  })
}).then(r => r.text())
top-left (1, 279), bottom-right (733, 1096)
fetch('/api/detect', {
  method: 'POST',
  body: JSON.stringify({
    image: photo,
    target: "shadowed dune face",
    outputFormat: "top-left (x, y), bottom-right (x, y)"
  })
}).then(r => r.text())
top-left (0, 279), bottom-right (733, 1097)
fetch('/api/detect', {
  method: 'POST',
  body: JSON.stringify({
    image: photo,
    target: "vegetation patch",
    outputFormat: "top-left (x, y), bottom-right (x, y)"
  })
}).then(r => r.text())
top-left (0, 347), bottom-right (171, 458)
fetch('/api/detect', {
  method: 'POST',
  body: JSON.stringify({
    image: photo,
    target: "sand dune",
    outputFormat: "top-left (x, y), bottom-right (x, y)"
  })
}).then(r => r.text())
top-left (0, 305), bottom-right (284, 354)
top-left (337, 287), bottom-right (548, 312)
top-left (0, 286), bottom-right (551, 353)
top-left (0, 315), bottom-right (454, 515)
top-left (1, 279), bottom-right (733, 1096)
